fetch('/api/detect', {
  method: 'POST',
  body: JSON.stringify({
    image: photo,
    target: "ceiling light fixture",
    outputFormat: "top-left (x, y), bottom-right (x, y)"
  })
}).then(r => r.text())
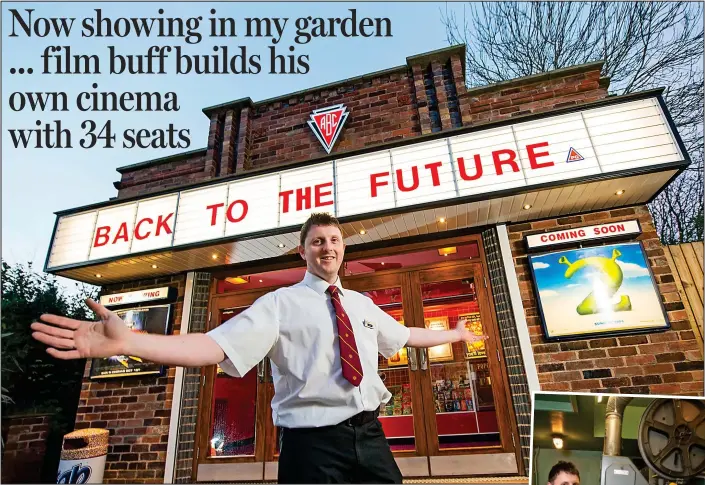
top-left (439, 217), bottom-right (446, 223)
top-left (278, 243), bottom-right (285, 248)
top-left (151, 264), bottom-right (158, 269)
top-left (438, 246), bottom-right (457, 257)
top-left (212, 254), bottom-right (218, 260)
top-left (615, 189), bottom-right (625, 196)
top-left (552, 435), bottom-right (564, 450)
top-left (95, 274), bottom-right (102, 278)
top-left (225, 276), bottom-right (250, 285)
top-left (523, 204), bottom-right (532, 210)
top-left (359, 229), bottom-right (366, 235)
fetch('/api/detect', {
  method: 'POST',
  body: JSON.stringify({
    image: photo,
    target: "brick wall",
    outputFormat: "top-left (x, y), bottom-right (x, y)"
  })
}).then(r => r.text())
top-left (74, 275), bottom-right (186, 484)
top-left (508, 206), bottom-right (704, 395)
top-left (246, 69), bottom-right (420, 170)
top-left (116, 150), bottom-right (207, 199)
top-left (2, 414), bottom-right (52, 484)
top-left (459, 63), bottom-right (608, 127)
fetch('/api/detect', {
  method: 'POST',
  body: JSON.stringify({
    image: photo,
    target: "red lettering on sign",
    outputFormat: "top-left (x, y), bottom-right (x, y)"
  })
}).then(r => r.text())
top-left (296, 187), bottom-right (312, 211)
top-left (156, 213), bottom-right (173, 236)
top-left (492, 149), bottom-right (519, 175)
top-left (94, 226), bottom-right (110, 247)
top-left (457, 156), bottom-right (483, 181)
top-left (134, 218), bottom-right (153, 240)
top-left (206, 203), bottom-right (225, 226)
top-left (144, 291), bottom-right (160, 298)
top-left (425, 162), bottom-right (443, 186)
top-left (370, 172), bottom-right (389, 197)
top-left (113, 223), bottom-right (129, 244)
top-left (540, 235), bottom-right (548, 242)
top-left (527, 142), bottom-right (554, 169)
top-left (396, 166), bottom-right (419, 192)
top-left (280, 190), bottom-right (293, 213)
top-left (108, 295), bottom-right (123, 303)
top-left (315, 182), bottom-right (334, 207)
top-left (226, 200), bottom-right (248, 223)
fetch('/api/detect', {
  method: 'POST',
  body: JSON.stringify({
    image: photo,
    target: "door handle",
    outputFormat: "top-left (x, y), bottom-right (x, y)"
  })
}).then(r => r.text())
top-left (257, 360), bottom-right (265, 383)
top-left (419, 348), bottom-right (428, 371)
top-left (407, 347), bottom-right (418, 371)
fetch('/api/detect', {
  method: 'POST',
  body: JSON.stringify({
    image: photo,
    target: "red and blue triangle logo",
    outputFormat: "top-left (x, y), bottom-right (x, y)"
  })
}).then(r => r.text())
top-left (308, 104), bottom-right (349, 154)
top-left (566, 147), bottom-right (584, 163)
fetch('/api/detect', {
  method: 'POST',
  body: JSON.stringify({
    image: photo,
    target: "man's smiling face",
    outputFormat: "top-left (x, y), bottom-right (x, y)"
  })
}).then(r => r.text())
top-left (299, 224), bottom-right (345, 283)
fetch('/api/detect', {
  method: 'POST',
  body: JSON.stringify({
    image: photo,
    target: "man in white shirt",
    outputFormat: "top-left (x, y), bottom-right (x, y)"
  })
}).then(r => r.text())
top-left (32, 212), bottom-right (484, 483)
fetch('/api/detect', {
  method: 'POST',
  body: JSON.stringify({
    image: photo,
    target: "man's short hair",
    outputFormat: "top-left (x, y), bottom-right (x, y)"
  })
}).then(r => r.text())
top-left (548, 461), bottom-right (580, 483)
top-left (300, 212), bottom-right (344, 246)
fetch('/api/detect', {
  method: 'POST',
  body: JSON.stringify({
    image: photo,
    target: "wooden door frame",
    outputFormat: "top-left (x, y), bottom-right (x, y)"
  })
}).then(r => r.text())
top-left (193, 288), bottom-right (274, 475)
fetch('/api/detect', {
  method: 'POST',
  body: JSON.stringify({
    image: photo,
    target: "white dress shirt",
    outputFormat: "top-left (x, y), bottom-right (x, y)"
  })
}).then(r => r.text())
top-left (207, 271), bottom-right (411, 428)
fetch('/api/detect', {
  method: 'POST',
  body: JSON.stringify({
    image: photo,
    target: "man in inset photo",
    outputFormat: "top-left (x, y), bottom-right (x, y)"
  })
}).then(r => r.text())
top-left (548, 461), bottom-right (580, 485)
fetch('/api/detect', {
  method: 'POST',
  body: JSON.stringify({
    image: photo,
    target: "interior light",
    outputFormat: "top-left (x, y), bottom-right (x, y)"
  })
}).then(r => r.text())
top-left (278, 243), bottom-right (285, 248)
top-left (359, 229), bottom-right (366, 235)
top-left (615, 189), bottom-right (625, 196)
top-left (151, 264), bottom-right (158, 269)
top-left (212, 254), bottom-right (218, 260)
top-left (437, 247), bottom-right (458, 257)
top-left (225, 276), bottom-right (250, 285)
top-left (552, 436), bottom-right (564, 450)
top-left (439, 217), bottom-right (446, 223)
top-left (597, 395), bottom-right (604, 403)
top-left (95, 274), bottom-right (102, 278)
top-left (523, 204), bottom-right (532, 210)
top-left (259, 279), bottom-right (263, 283)
top-left (381, 262), bottom-right (385, 265)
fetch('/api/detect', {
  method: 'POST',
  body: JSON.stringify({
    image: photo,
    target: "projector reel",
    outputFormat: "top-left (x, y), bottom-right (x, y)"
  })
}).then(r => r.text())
top-left (638, 398), bottom-right (705, 480)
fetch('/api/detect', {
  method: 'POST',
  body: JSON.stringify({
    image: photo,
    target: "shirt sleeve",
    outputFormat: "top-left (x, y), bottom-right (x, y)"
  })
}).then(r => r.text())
top-left (206, 291), bottom-right (279, 377)
top-left (368, 298), bottom-right (411, 359)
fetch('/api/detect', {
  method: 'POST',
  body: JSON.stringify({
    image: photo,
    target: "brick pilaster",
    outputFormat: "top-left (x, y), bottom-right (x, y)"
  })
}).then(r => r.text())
top-left (219, 110), bottom-right (236, 176)
top-left (432, 60), bottom-right (451, 130)
top-left (411, 64), bottom-right (432, 135)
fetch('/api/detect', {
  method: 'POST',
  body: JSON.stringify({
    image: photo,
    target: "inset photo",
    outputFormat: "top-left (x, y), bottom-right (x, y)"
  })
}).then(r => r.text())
top-left (531, 392), bottom-right (705, 485)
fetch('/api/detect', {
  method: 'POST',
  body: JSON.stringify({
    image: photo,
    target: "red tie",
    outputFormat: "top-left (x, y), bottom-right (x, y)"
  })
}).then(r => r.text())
top-left (328, 285), bottom-right (364, 387)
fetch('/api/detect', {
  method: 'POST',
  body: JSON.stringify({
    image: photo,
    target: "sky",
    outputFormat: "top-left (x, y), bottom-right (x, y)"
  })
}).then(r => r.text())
top-left (1, 2), bottom-right (466, 288)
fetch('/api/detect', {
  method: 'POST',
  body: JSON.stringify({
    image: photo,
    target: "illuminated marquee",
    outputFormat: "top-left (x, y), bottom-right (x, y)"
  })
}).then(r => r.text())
top-left (46, 97), bottom-right (683, 269)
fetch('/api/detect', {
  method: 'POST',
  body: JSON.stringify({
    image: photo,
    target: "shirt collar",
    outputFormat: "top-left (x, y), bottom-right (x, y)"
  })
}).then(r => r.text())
top-left (303, 271), bottom-right (345, 296)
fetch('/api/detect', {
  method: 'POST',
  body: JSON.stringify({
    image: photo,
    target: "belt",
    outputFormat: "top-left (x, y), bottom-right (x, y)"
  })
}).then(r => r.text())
top-left (341, 409), bottom-right (379, 427)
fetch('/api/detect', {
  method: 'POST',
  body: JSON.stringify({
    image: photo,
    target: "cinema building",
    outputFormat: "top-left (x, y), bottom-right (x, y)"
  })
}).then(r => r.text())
top-left (42, 45), bottom-right (703, 483)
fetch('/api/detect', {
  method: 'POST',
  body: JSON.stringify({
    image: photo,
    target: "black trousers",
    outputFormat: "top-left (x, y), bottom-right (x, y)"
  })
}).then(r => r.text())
top-left (278, 418), bottom-right (403, 484)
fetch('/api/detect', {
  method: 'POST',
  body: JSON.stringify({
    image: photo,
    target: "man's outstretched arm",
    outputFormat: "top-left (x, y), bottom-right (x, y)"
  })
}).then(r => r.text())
top-left (31, 298), bottom-right (224, 367)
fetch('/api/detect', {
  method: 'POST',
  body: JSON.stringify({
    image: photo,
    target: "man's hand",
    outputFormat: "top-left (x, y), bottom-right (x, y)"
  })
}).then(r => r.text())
top-left (31, 299), bottom-right (132, 360)
top-left (32, 298), bottom-right (225, 367)
top-left (454, 319), bottom-right (488, 345)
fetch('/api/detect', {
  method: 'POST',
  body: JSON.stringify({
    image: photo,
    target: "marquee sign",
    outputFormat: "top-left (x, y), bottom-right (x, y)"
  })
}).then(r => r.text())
top-left (526, 220), bottom-right (642, 249)
top-left (46, 97), bottom-right (683, 270)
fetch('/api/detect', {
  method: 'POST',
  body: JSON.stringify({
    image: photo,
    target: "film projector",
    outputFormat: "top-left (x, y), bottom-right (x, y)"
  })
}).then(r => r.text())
top-left (601, 398), bottom-right (705, 485)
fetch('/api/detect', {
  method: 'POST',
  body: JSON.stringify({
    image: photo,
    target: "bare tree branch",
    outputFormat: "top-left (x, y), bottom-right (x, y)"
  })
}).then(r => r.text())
top-left (441, 1), bottom-right (704, 243)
